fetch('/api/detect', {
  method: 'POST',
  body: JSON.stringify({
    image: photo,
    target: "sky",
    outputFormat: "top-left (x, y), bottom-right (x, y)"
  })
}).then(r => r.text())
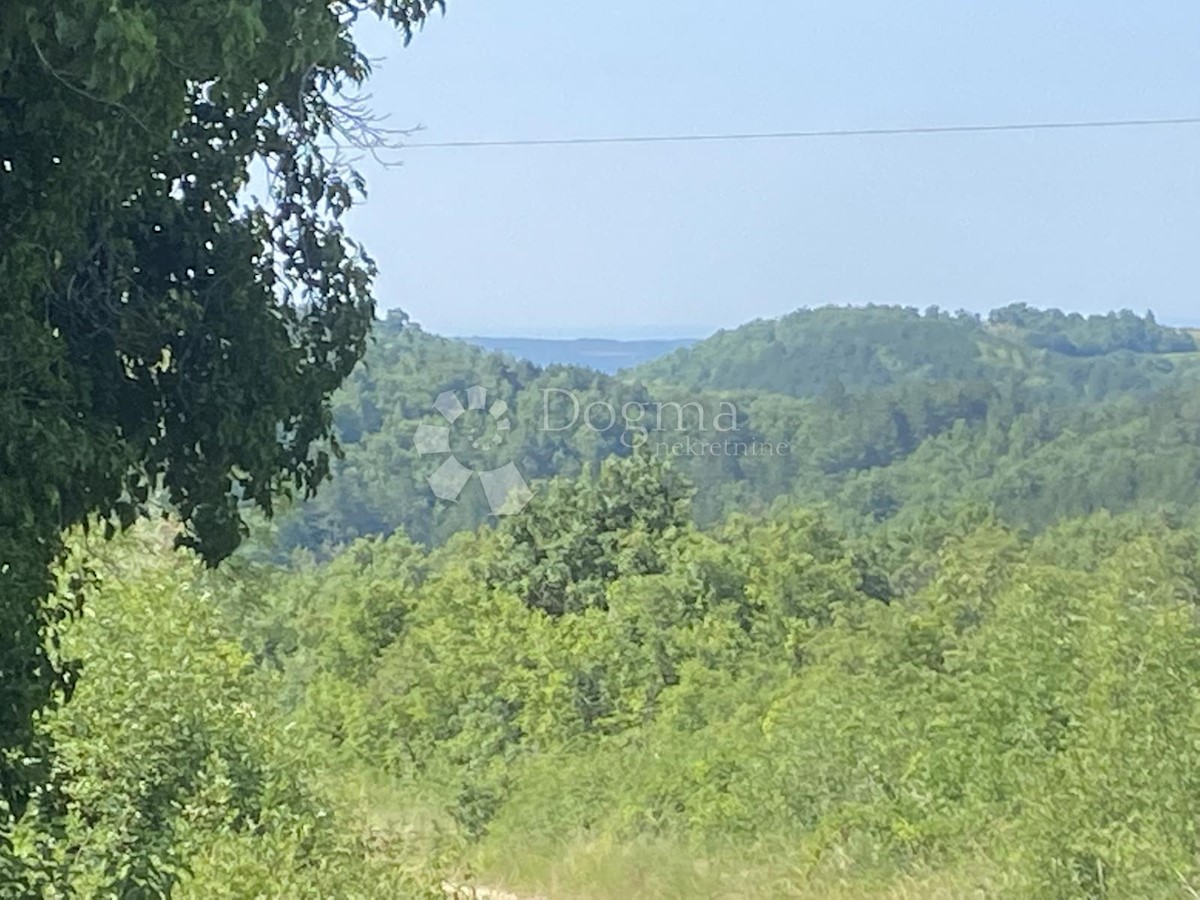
top-left (346, 2), bottom-right (1200, 338)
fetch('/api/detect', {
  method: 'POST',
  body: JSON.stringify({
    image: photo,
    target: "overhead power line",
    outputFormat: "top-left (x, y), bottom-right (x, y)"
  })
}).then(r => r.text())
top-left (404, 115), bottom-right (1200, 150)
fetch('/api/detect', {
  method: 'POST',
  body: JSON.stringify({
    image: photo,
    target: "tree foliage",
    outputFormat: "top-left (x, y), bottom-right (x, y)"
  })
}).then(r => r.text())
top-left (0, 0), bottom-right (443, 859)
top-left (226, 456), bottom-right (1200, 896)
top-left (4, 529), bottom-right (453, 897)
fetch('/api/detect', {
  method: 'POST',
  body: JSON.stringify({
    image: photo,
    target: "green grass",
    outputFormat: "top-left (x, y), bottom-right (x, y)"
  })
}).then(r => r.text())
top-left (469, 833), bottom-right (1012, 899)
top-left (337, 771), bottom-right (1012, 899)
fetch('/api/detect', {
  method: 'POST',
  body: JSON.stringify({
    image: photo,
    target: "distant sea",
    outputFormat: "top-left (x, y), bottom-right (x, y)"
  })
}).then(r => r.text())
top-left (463, 336), bottom-right (696, 374)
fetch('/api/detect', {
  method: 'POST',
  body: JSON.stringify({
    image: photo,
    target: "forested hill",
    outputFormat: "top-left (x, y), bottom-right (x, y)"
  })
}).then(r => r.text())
top-left (260, 303), bottom-right (1200, 560)
top-left (52, 304), bottom-right (1200, 897)
top-left (630, 303), bottom-right (1199, 396)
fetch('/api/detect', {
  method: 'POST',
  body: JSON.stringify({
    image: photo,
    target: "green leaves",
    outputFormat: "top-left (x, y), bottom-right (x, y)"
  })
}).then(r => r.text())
top-left (8, 531), bottom-right (447, 897)
top-left (258, 498), bottom-right (1200, 895)
top-left (29, 464), bottom-right (1200, 894)
top-left (485, 453), bottom-right (693, 616)
top-left (0, 0), bottom-right (448, 878)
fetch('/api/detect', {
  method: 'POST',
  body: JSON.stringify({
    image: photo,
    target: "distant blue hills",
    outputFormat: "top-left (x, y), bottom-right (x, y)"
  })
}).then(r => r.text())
top-left (462, 336), bottom-right (697, 374)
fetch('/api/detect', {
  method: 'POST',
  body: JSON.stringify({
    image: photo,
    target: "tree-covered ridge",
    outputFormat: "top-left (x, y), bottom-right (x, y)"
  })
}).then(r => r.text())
top-left (272, 312), bottom-right (656, 551)
top-left (988, 302), bottom-right (1198, 356)
top-left (817, 382), bottom-right (1200, 532)
top-left (264, 303), bottom-right (1200, 558)
top-left (631, 303), bottom-right (1198, 396)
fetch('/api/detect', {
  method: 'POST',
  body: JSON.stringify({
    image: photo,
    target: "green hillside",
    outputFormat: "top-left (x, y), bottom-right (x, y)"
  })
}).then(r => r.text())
top-left (264, 304), bottom-right (1200, 557)
top-left (21, 303), bottom-right (1200, 898)
top-left (217, 457), bottom-right (1200, 898)
top-left (632, 303), bottom-right (1199, 397)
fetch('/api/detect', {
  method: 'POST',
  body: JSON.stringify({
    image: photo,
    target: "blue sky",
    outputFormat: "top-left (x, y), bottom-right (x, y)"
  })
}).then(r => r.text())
top-left (347, 2), bottom-right (1200, 338)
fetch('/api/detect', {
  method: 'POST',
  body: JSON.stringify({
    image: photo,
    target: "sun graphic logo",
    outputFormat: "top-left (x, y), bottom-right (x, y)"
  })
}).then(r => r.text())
top-left (413, 385), bottom-right (533, 515)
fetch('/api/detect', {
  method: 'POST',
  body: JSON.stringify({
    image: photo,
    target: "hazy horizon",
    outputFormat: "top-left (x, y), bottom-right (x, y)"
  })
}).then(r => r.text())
top-left (430, 306), bottom-right (1200, 342)
top-left (347, 2), bottom-right (1200, 337)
